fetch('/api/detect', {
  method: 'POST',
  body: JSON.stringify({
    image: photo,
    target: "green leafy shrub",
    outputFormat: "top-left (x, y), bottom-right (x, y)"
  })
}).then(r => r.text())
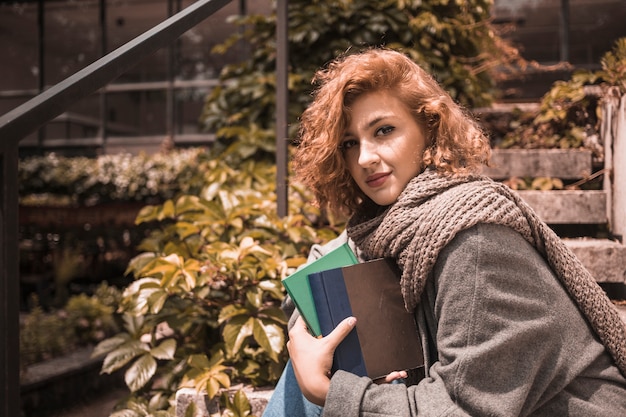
top-left (18, 148), bottom-right (213, 206)
top-left (66, 292), bottom-right (120, 345)
top-left (20, 301), bottom-right (77, 370)
top-left (94, 155), bottom-right (341, 416)
top-left (498, 37), bottom-right (626, 154)
top-left (20, 283), bottom-right (122, 372)
top-left (201, 0), bottom-right (525, 159)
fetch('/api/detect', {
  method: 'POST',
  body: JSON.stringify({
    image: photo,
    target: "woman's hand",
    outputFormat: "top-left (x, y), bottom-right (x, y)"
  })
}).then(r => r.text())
top-left (287, 315), bottom-right (357, 406)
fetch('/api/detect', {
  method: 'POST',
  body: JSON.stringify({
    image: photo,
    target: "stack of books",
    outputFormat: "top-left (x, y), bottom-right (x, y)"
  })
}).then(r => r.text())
top-left (282, 243), bottom-right (424, 380)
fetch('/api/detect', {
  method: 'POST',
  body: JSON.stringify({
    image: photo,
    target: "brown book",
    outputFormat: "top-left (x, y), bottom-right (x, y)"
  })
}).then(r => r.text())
top-left (308, 258), bottom-right (424, 380)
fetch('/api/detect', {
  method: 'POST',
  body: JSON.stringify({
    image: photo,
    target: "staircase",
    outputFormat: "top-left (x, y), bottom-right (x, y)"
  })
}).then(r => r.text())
top-left (481, 95), bottom-right (626, 327)
top-left (482, 95), bottom-right (626, 294)
top-left (483, 147), bottom-right (626, 287)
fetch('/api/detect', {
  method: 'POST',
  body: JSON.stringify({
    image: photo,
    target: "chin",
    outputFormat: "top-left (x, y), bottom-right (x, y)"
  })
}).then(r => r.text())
top-left (370, 194), bottom-right (399, 206)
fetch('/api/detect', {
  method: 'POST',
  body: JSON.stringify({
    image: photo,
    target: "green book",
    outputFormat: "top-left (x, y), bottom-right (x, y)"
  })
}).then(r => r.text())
top-left (282, 242), bottom-right (358, 336)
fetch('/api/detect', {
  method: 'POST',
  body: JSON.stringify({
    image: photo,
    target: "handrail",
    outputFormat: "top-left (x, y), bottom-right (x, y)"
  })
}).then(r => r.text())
top-left (0, 1), bottom-right (232, 416)
top-left (0, 0), bottom-right (231, 145)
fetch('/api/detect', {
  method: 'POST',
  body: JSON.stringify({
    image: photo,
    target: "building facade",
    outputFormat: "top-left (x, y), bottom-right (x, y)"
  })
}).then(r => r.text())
top-left (1, 0), bottom-right (625, 156)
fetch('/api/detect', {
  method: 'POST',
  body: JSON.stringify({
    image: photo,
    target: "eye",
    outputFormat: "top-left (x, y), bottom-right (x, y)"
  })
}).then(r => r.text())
top-left (339, 138), bottom-right (358, 151)
top-left (375, 125), bottom-right (394, 136)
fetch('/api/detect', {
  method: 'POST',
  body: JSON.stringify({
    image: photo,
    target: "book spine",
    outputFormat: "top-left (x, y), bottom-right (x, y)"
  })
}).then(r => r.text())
top-left (307, 272), bottom-right (334, 337)
top-left (309, 268), bottom-right (367, 377)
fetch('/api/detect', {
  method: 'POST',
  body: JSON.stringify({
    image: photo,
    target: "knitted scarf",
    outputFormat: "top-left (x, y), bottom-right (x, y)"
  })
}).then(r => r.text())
top-left (346, 168), bottom-right (626, 377)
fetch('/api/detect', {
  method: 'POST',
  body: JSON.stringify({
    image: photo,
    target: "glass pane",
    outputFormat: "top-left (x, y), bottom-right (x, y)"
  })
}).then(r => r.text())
top-left (0, 2), bottom-right (40, 91)
top-left (44, 1), bottom-right (101, 86)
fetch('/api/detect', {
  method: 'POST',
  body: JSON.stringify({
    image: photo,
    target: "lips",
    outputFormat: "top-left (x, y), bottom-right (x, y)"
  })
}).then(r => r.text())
top-left (365, 172), bottom-right (390, 187)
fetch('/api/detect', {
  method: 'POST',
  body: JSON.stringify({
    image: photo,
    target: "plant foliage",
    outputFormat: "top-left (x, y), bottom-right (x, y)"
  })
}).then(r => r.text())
top-left (19, 283), bottom-right (121, 373)
top-left (499, 37), bottom-right (626, 155)
top-left (18, 148), bottom-right (213, 206)
top-left (95, 154), bottom-right (342, 416)
top-left (201, 0), bottom-right (524, 160)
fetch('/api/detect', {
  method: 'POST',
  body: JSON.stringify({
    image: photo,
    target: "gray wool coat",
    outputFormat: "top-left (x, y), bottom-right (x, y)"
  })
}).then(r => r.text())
top-left (286, 223), bottom-right (626, 417)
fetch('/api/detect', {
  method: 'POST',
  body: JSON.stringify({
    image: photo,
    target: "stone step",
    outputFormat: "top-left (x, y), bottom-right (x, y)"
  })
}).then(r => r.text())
top-left (564, 238), bottom-right (626, 283)
top-left (480, 148), bottom-right (608, 225)
top-left (175, 386), bottom-right (273, 417)
top-left (484, 148), bottom-right (593, 180)
top-left (520, 190), bottom-right (607, 224)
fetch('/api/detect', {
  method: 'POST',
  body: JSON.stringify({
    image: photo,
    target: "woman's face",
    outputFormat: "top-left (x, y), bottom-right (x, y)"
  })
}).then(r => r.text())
top-left (341, 90), bottom-right (428, 206)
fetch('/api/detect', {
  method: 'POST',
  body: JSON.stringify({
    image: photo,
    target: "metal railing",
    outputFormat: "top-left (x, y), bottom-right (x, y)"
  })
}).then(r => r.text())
top-left (0, 1), bottom-right (242, 415)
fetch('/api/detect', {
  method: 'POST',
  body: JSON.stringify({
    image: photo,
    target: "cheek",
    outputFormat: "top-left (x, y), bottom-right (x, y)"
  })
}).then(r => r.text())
top-left (343, 152), bottom-right (360, 177)
top-left (413, 152), bottom-right (423, 169)
top-left (411, 142), bottom-right (427, 167)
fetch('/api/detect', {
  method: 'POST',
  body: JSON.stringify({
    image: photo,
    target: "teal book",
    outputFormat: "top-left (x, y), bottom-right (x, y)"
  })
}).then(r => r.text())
top-left (282, 242), bottom-right (358, 336)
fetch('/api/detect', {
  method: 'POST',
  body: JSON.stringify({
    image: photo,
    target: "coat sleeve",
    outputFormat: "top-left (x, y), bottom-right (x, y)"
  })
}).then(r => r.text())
top-left (322, 223), bottom-right (608, 417)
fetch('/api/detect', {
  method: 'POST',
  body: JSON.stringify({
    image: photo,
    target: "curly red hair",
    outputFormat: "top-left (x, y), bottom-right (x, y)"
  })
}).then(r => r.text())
top-left (293, 48), bottom-right (491, 217)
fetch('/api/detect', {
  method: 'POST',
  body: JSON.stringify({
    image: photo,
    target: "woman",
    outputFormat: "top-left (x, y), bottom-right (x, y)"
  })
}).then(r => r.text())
top-left (264, 48), bottom-right (626, 416)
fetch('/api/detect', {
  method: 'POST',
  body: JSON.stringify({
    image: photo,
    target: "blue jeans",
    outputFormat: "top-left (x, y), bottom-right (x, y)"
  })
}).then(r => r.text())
top-left (262, 360), bottom-right (323, 417)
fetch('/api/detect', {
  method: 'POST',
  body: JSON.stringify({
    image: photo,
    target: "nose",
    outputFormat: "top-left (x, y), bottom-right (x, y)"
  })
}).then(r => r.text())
top-left (357, 138), bottom-right (380, 167)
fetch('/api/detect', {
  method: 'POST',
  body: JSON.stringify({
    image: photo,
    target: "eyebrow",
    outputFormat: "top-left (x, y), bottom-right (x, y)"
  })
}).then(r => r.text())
top-left (367, 115), bottom-right (387, 128)
top-left (344, 113), bottom-right (392, 137)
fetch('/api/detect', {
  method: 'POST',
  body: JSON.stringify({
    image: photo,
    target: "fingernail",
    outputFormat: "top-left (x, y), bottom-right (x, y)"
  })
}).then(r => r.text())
top-left (347, 317), bottom-right (356, 326)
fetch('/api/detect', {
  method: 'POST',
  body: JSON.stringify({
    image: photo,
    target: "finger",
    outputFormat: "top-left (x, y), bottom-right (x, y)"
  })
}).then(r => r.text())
top-left (289, 315), bottom-right (311, 338)
top-left (324, 316), bottom-right (357, 348)
top-left (383, 370), bottom-right (408, 383)
top-left (288, 316), bottom-right (315, 350)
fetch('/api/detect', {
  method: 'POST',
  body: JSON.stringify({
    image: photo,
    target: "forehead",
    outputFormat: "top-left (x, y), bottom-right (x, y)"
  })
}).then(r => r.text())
top-left (345, 91), bottom-right (412, 127)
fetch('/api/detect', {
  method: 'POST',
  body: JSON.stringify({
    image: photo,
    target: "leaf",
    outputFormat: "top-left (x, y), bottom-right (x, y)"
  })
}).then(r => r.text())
top-left (230, 390), bottom-right (252, 417)
top-left (110, 410), bottom-right (141, 417)
top-left (144, 254), bottom-right (182, 276)
top-left (121, 314), bottom-right (145, 337)
top-left (206, 376), bottom-right (223, 400)
top-left (258, 280), bottom-right (286, 300)
top-left (150, 338), bottom-right (176, 360)
top-left (285, 260), bottom-right (307, 274)
top-left (259, 306), bottom-right (288, 325)
top-left (124, 253), bottom-right (157, 277)
top-left (245, 288), bottom-right (263, 309)
top-left (218, 189), bottom-right (240, 211)
top-left (125, 353), bottom-right (157, 392)
top-left (531, 177), bottom-right (556, 191)
top-left (101, 340), bottom-right (148, 374)
top-left (135, 205), bottom-right (159, 225)
top-left (133, 286), bottom-right (165, 315)
top-left (218, 305), bottom-right (249, 324)
top-left (180, 267), bottom-right (197, 291)
top-left (222, 316), bottom-right (254, 355)
top-left (252, 318), bottom-right (284, 362)
top-left (151, 411), bottom-right (172, 417)
top-left (148, 290), bottom-right (168, 315)
top-left (147, 392), bottom-right (169, 412)
top-left (125, 399), bottom-right (150, 415)
top-left (182, 402), bottom-right (197, 417)
top-left (187, 353), bottom-right (211, 369)
top-left (176, 221), bottom-right (201, 240)
top-left (175, 195), bottom-right (205, 214)
top-left (122, 277), bottom-right (162, 298)
top-left (158, 199), bottom-right (176, 220)
top-left (92, 334), bottom-right (131, 358)
top-left (210, 371), bottom-right (231, 389)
